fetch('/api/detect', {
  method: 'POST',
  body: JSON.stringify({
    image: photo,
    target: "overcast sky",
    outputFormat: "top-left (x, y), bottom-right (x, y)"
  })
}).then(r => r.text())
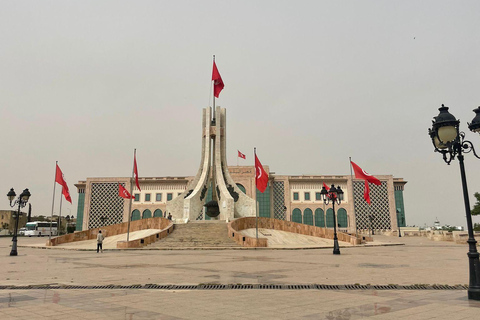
top-left (1, 1), bottom-right (480, 228)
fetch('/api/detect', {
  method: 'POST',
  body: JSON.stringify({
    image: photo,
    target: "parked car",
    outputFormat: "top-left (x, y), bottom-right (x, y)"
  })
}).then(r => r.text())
top-left (18, 227), bottom-right (27, 236)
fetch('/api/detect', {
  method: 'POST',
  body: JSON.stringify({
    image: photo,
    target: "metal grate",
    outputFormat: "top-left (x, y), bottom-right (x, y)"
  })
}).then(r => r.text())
top-left (0, 284), bottom-right (468, 290)
top-left (273, 181), bottom-right (286, 220)
top-left (88, 182), bottom-right (124, 229)
top-left (353, 181), bottom-right (391, 230)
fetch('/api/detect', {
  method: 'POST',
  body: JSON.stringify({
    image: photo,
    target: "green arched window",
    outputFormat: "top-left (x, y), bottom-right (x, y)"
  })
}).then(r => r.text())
top-left (153, 209), bottom-right (163, 217)
top-left (337, 208), bottom-right (348, 228)
top-left (315, 208), bottom-right (325, 227)
top-left (326, 208), bottom-right (334, 228)
top-left (292, 208), bottom-right (302, 223)
top-left (236, 184), bottom-right (246, 194)
top-left (142, 209), bottom-right (152, 219)
top-left (303, 208), bottom-right (313, 226)
top-left (131, 210), bottom-right (141, 221)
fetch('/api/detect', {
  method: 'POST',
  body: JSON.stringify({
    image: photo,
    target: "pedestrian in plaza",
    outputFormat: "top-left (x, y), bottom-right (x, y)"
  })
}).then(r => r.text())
top-left (168, 213), bottom-right (172, 220)
top-left (96, 230), bottom-right (104, 253)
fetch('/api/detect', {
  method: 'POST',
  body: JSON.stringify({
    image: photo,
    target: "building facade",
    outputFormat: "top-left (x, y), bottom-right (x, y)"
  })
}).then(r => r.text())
top-left (75, 166), bottom-right (407, 234)
top-left (0, 210), bottom-right (27, 233)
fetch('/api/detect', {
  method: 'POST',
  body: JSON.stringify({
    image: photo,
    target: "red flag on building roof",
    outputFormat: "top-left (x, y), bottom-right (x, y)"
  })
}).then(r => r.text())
top-left (134, 152), bottom-right (141, 191)
top-left (55, 164), bottom-right (72, 203)
top-left (255, 154), bottom-right (269, 193)
top-left (350, 161), bottom-right (381, 185)
top-left (212, 61), bottom-right (224, 98)
top-left (350, 160), bottom-right (380, 205)
top-left (118, 183), bottom-right (134, 199)
top-left (238, 150), bottom-right (246, 160)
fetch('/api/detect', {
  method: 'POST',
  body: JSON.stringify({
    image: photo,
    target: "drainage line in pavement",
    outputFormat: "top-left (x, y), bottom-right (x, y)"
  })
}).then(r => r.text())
top-left (0, 284), bottom-right (469, 290)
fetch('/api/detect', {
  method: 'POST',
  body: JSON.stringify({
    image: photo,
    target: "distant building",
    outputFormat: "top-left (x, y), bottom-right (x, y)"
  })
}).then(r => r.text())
top-left (0, 210), bottom-right (27, 233)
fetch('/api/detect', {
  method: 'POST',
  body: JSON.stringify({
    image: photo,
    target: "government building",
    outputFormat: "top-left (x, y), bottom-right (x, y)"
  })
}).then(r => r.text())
top-left (74, 166), bottom-right (407, 234)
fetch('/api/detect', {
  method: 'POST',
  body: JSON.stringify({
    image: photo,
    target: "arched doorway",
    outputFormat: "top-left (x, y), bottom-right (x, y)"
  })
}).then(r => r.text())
top-left (153, 209), bottom-right (163, 218)
top-left (131, 210), bottom-right (141, 221)
top-left (292, 208), bottom-right (302, 223)
top-left (142, 209), bottom-right (152, 219)
top-left (314, 208), bottom-right (325, 227)
top-left (303, 208), bottom-right (313, 226)
top-left (326, 208), bottom-right (334, 228)
top-left (337, 208), bottom-right (348, 228)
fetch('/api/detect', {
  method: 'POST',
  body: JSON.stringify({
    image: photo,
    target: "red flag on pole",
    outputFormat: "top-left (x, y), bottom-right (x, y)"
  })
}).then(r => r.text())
top-left (238, 150), bottom-right (246, 159)
top-left (119, 183), bottom-right (134, 199)
top-left (350, 160), bottom-right (380, 205)
top-left (364, 180), bottom-right (371, 204)
top-left (134, 153), bottom-right (141, 191)
top-left (322, 182), bottom-right (330, 191)
top-left (255, 154), bottom-right (269, 193)
top-left (350, 161), bottom-right (381, 185)
top-left (212, 61), bottom-right (224, 98)
top-left (55, 164), bottom-right (72, 203)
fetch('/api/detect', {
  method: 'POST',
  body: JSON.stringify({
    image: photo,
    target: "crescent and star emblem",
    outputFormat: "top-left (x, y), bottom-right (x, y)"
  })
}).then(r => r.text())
top-left (257, 167), bottom-right (262, 179)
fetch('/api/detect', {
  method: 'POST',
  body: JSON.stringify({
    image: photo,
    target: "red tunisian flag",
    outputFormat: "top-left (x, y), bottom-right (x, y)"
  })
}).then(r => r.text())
top-left (118, 183), bottom-right (134, 199)
top-left (55, 164), bottom-right (72, 203)
top-left (238, 150), bottom-right (246, 159)
top-left (212, 61), bottom-right (224, 98)
top-left (255, 154), bottom-right (269, 193)
top-left (134, 153), bottom-right (141, 191)
top-left (350, 161), bottom-right (381, 204)
top-left (322, 182), bottom-right (330, 191)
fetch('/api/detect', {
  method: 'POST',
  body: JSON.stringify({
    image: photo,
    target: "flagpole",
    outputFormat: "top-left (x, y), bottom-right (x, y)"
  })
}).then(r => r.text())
top-left (58, 186), bottom-right (63, 235)
top-left (254, 147), bottom-right (258, 240)
top-left (127, 149), bottom-right (135, 242)
top-left (349, 157), bottom-right (358, 238)
top-left (212, 55), bottom-right (216, 123)
top-left (49, 161), bottom-right (58, 241)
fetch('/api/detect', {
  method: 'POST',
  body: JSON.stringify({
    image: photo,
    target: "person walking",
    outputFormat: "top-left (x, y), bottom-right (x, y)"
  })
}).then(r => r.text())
top-left (97, 230), bottom-right (104, 253)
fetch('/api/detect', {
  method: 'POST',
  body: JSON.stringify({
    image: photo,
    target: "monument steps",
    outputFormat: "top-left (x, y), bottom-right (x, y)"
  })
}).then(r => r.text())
top-left (147, 221), bottom-right (241, 248)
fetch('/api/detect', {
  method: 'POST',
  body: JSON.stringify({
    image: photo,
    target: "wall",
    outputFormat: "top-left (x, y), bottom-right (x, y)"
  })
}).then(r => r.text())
top-left (228, 217), bottom-right (360, 248)
top-left (47, 217), bottom-right (173, 249)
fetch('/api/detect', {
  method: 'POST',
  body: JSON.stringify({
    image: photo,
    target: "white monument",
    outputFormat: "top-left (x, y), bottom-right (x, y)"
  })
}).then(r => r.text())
top-left (167, 107), bottom-right (256, 222)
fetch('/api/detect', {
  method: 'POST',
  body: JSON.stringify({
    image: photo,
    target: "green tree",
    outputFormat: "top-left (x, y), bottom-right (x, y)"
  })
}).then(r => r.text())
top-left (472, 192), bottom-right (480, 216)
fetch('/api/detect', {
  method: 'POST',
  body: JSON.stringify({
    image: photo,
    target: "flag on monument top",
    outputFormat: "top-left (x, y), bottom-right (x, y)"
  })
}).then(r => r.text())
top-left (238, 150), bottom-right (246, 160)
top-left (118, 183), bottom-right (134, 199)
top-left (350, 160), bottom-right (380, 205)
top-left (212, 61), bottom-right (224, 98)
top-left (55, 164), bottom-right (72, 203)
top-left (134, 153), bottom-right (141, 191)
top-left (255, 154), bottom-right (269, 193)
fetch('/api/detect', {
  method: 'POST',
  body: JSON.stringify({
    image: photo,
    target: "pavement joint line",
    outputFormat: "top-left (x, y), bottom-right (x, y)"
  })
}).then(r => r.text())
top-left (0, 284), bottom-right (469, 290)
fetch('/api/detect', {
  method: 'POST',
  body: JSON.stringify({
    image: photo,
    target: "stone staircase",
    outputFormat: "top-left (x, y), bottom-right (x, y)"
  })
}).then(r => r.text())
top-left (147, 221), bottom-right (242, 248)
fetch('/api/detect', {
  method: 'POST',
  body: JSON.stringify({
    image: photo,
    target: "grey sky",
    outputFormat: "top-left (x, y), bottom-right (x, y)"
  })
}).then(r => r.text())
top-left (1, 1), bottom-right (480, 228)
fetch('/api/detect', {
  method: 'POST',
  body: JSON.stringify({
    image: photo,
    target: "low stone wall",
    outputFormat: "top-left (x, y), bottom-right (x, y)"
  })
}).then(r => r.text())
top-left (46, 217), bottom-right (173, 249)
top-left (401, 230), bottom-right (480, 244)
top-left (228, 217), bottom-right (360, 248)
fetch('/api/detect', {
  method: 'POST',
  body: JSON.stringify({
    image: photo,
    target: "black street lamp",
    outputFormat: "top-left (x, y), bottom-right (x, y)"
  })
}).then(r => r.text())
top-left (320, 184), bottom-right (344, 255)
top-left (397, 209), bottom-right (402, 238)
top-left (6, 188), bottom-right (31, 256)
top-left (429, 104), bottom-right (480, 300)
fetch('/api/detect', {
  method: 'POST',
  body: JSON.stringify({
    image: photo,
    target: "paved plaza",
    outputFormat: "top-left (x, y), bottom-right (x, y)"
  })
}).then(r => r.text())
top-left (1, 235), bottom-right (479, 319)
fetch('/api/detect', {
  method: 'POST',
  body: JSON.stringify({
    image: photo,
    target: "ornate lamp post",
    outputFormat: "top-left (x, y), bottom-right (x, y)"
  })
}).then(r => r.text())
top-left (429, 104), bottom-right (480, 300)
top-left (6, 188), bottom-right (31, 256)
top-left (397, 209), bottom-right (402, 238)
top-left (320, 184), bottom-right (344, 255)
